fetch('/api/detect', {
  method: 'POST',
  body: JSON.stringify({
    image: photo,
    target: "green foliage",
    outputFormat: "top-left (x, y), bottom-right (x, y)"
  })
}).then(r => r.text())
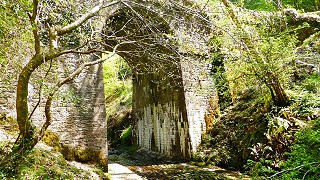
top-left (241, 0), bottom-right (278, 11)
top-left (282, 0), bottom-right (319, 12)
top-left (36, 0), bottom-right (93, 47)
top-left (232, 0), bottom-right (319, 12)
top-left (303, 73), bottom-right (320, 93)
top-left (246, 158), bottom-right (276, 178)
top-left (195, 91), bottom-right (270, 169)
top-left (103, 54), bottom-right (132, 117)
top-left (289, 73), bottom-right (320, 116)
top-left (278, 118), bottom-right (320, 179)
top-left (0, 1), bottom-right (33, 87)
top-left (103, 53), bottom-right (133, 147)
top-left (215, 2), bottom-right (297, 106)
top-left (239, 72), bottom-right (319, 178)
top-left (120, 126), bottom-right (133, 146)
top-left (209, 44), bottom-right (232, 111)
top-left (0, 0), bottom-right (30, 39)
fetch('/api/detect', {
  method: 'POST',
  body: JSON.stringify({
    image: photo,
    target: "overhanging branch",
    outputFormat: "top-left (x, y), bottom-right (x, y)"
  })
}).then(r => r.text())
top-left (57, 0), bottom-right (120, 36)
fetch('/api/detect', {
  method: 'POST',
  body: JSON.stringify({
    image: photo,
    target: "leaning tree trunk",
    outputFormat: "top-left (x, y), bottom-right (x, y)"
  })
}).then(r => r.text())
top-left (222, 0), bottom-right (290, 106)
top-left (0, 53), bottom-right (48, 173)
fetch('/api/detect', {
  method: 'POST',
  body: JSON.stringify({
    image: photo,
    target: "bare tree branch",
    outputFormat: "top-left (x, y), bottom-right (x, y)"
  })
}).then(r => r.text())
top-left (57, 0), bottom-right (120, 36)
top-left (268, 162), bottom-right (320, 179)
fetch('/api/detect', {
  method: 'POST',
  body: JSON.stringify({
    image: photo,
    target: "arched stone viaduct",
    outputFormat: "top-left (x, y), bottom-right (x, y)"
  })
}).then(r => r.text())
top-left (0, 1), bottom-right (216, 162)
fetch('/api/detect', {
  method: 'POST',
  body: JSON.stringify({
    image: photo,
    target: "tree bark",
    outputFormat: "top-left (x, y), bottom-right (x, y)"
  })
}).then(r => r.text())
top-left (267, 71), bottom-right (289, 106)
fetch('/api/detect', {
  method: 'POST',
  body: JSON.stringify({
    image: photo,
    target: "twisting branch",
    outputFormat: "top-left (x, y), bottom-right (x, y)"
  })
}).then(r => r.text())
top-left (59, 49), bottom-right (100, 56)
top-left (28, 59), bottom-right (53, 121)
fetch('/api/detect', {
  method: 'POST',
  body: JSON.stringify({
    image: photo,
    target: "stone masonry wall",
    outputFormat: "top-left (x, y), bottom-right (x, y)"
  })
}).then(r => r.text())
top-left (103, 2), bottom-right (215, 159)
top-left (181, 59), bottom-right (216, 153)
top-left (0, 54), bottom-right (107, 162)
top-left (49, 57), bottom-right (107, 155)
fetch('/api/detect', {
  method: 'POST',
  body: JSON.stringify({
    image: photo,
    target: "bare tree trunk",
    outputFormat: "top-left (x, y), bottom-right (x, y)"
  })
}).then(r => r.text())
top-left (267, 71), bottom-right (289, 106)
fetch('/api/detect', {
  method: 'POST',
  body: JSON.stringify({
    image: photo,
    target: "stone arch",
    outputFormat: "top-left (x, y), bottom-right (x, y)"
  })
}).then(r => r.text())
top-left (101, 4), bottom-right (215, 158)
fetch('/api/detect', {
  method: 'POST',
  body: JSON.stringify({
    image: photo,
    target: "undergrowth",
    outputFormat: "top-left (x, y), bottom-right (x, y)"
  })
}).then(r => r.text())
top-left (277, 117), bottom-right (320, 179)
top-left (195, 71), bottom-right (319, 179)
top-left (0, 146), bottom-right (109, 179)
top-left (1, 149), bottom-right (75, 179)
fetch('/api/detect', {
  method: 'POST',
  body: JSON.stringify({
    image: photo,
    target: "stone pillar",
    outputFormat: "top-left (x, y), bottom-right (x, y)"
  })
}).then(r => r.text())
top-left (132, 64), bottom-right (192, 158)
top-left (0, 54), bottom-right (108, 167)
top-left (131, 59), bottom-right (215, 159)
top-left (181, 59), bottom-right (216, 153)
top-left (47, 56), bottom-right (108, 166)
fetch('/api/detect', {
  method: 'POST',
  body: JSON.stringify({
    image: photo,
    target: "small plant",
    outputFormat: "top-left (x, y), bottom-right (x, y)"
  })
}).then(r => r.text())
top-left (246, 158), bottom-right (276, 178)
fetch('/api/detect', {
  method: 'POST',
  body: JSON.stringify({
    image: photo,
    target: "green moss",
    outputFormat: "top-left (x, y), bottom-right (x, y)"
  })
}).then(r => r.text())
top-left (42, 130), bottom-right (62, 152)
top-left (0, 147), bottom-right (96, 179)
top-left (0, 112), bottom-right (19, 135)
top-left (41, 130), bottom-right (108, 171)
top-left (59, 145), bottom-right (108, 171)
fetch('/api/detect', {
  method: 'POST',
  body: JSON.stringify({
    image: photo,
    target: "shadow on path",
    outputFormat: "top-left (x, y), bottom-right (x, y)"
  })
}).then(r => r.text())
top-left (108, 148), bottom-right (251, 179)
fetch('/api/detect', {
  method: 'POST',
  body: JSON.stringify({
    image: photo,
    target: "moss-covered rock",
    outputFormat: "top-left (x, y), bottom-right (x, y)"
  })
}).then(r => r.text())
top-left (42, 130), bottom-right (108, 171)
top-left (42, 130), bottom-right (62, 152)
top-left (0, 112), bottom-right (19, 135)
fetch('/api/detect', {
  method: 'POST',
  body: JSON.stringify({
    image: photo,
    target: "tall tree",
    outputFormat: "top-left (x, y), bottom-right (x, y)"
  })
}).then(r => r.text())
top-left (221, 0), bottom-right (292, 106)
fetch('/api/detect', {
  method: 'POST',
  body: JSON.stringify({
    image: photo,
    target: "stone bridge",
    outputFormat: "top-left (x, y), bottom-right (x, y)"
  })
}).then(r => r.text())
top-left (102, 4), bottom-right (215, 159)
top-left (0, 1), bottom-right (216, 163)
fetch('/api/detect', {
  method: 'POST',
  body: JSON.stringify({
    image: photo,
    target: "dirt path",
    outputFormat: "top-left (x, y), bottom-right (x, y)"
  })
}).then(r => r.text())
top-left (108, 161), bottom-right (145, 180)
top-left (108, 148), bottom-right (251, 180)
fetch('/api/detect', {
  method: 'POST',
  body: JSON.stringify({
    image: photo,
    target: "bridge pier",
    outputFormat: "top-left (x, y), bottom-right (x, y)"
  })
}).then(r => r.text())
top-left (131, 59), bottom-right (214, 159)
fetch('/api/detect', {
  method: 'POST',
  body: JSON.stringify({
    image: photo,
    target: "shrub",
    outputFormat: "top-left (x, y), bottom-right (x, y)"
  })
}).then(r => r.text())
top-left (120, 126), bottom-right (132, 146)
top-left (278, 117), bottom-right (320, 179)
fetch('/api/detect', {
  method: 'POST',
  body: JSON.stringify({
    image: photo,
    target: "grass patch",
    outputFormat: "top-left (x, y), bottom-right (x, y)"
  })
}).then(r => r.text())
top-left (0, 147), bottom-right (109, 179)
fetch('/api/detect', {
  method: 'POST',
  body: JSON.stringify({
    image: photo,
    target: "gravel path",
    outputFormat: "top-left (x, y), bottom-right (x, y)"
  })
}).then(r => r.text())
top-left (108, 161), bottom-right (145, 180)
